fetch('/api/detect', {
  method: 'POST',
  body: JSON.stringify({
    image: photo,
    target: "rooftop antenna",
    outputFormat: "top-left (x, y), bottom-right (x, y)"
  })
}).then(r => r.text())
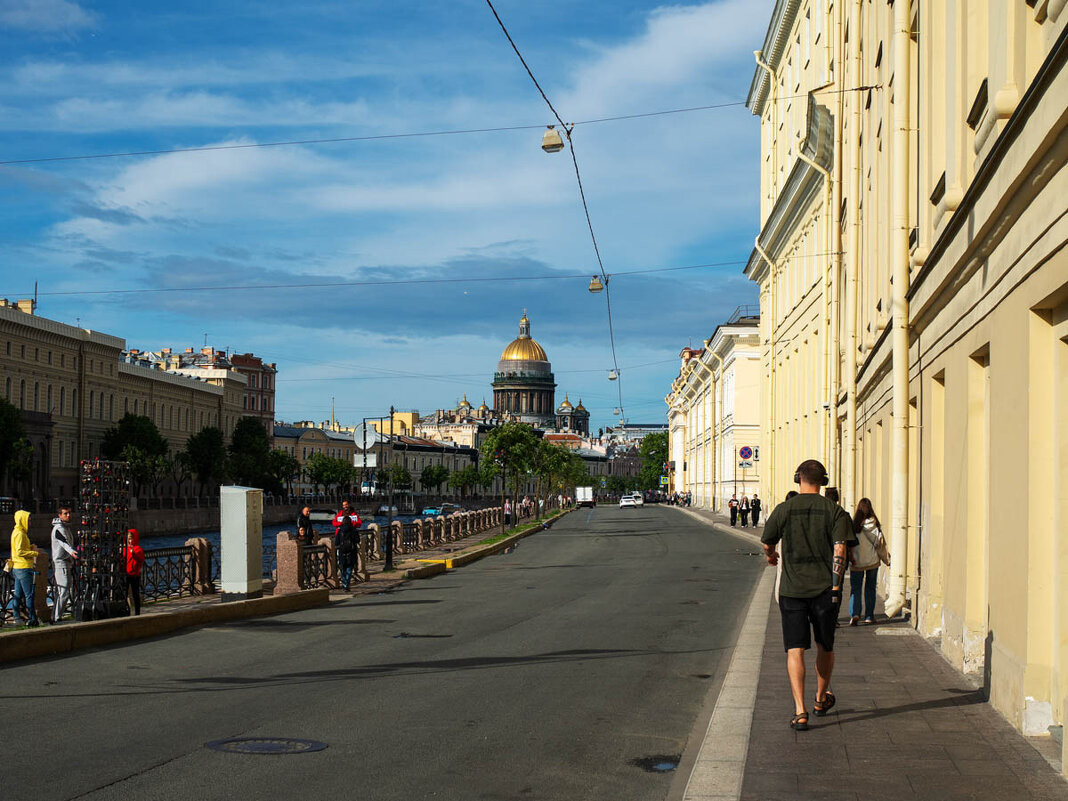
top-left (203, 332), bottom-right (209, 347)
top-left (34, 281), bottom-right (38, 312)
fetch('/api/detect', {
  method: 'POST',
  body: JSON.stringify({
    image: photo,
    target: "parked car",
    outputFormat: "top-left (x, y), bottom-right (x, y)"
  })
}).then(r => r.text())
top-left (630, 493), bottom-right (644, 507)
top-left (619, 495), bottom-right (637, 508)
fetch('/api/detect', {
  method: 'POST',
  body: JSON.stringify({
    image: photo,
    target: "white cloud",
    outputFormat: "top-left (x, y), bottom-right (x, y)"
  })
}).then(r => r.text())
top-left (0, 0), bottom-right (95, 34)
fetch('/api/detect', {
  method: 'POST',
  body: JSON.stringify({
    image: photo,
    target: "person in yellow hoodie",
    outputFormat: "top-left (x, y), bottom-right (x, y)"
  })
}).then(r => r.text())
top-left (8, 510), bottom-right (41, 627)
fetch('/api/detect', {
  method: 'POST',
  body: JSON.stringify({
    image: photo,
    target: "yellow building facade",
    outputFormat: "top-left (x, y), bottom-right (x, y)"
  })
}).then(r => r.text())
top-left (666, 313), bottom-right (762, 510)
top-left (746, 0), bottom-right (1068, 756)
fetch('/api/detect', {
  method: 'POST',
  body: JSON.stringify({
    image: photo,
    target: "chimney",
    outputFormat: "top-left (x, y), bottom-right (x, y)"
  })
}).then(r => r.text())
top-left (161, 348), bottom-right (171, 354)
top-left (15, 299), bottom-right (36, 315)
top-left (185, 348), bottom-right (194, 354)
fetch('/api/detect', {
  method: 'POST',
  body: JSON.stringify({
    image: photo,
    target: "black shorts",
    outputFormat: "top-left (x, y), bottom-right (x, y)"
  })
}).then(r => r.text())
top-left (778, 590), bottom-right (836, 652)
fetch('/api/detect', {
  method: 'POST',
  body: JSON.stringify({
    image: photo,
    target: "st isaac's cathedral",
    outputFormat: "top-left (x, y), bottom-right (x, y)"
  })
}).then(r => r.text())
top-left (419, 311), bottom-right (590, 438)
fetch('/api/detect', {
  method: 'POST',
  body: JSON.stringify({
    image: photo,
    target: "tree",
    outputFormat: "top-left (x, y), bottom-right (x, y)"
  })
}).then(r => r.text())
top-left (382, 462), bottom-right (412, 489)
top-left (419, 463), bottom-right (449, 494)
top-left (229, 416), bottom-right (271, 487)
top-left (481, 421), bottom-right (539, 533)
top-left (265, 449), bottom-right (300, 496)
top-left (532, 440), bottom-right (571, 519)
top-left (448, 465), bottom-right (480, 499)
top-left (121, 445), bottom-right (168, 498)
top-left (304, 453), bottom-right (352, 496)
top-left (101, 414), bottom-right (167, 461)
top-left (0, 397), bottom-right (30, 491)
top-left (168, 451), bottom-right (193, 497)
top-left (186, 426), bottom-right (227, 495)
top-left (637, 431), bottom-right (669, 491)
top-left (605, 475), bottom-right (629, 494)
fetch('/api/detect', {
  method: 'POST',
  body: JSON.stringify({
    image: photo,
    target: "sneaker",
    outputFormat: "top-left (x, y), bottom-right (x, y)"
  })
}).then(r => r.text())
top-left (25, 620), bottom-right (40, 628)
top-left (849, 616), bottom-right (860, 626)
top-left (861, 617), bottom-right (875, 625)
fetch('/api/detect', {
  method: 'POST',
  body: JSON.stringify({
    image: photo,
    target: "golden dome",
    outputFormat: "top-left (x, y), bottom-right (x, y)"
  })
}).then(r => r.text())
top-left (500, 338), bottom-right (548, 361)
top-left (558, 394), bottom-right (573, 410)
top-left (575, 398), bottom-right (587, 412)
top-left (499, 311), bottom-right (548, 362)
top-left (478, 398), bottom-right (489, 412)
top-left (458, 393), bottom-right (472, 409)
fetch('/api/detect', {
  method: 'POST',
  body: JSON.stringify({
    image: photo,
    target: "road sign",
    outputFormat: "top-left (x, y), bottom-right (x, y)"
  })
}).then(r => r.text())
top-left (738, 460), bottom-right (753, 469)
top-left (739, 446), bottom-right (753, 460)
top-left (753, 446), bottom-right (760, 461)
top-left (660, 476), bottom-right (669, 486)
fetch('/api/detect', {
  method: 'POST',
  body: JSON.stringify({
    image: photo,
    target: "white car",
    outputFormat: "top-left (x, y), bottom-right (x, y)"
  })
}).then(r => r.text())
top-left (631, 493), bottom-right (645, 506)
top-left (619, 495), bottom-right (637, 508)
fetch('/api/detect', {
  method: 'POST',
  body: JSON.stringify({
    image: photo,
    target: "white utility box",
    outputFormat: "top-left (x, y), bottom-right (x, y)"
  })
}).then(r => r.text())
top-left (220, 486), bottom-right (264, 601)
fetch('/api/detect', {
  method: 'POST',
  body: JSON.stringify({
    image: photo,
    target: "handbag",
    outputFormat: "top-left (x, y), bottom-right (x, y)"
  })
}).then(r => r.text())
top-left (873, 529), bottom-right (891, 566)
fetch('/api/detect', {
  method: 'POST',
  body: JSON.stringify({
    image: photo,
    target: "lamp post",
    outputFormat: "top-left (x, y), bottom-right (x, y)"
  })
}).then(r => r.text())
top-left (386, 405), bottom-right (395, 571)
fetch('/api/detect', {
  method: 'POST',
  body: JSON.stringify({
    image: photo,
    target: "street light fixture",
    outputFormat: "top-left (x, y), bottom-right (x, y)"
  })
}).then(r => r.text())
top-left (541, 125), bottom-right (564, 153)
top-left (608, 369), bottom-right (619, 381)
top-left (588, 275), bottom-right (604, 293)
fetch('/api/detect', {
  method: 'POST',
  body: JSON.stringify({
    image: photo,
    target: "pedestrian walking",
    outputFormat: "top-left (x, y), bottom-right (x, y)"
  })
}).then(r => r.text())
top-left (728, 494), bottom-right (739, 526)
top-left (123, 528), bottom-right (145, 616)
top-left (7, 510), bottom-right (40, 627)
top-left (504, 498), bottom-right (512, 525)
top-left (297, 505), bottom-right (314, 542)
top-left (760, 459), bottom-right (852, 731)
top-left (750, 494), bottom-right (762, 526)
top-left (848, 498), bottom-right (883, 626)
top-left (740, 495), bottom-right (750, 527)
top-left (336, 514), bottom-right (358, 591)
top-left (331, 499), bottom-right (361, 541)
top-left (50, 505), bottom-right (79, 623)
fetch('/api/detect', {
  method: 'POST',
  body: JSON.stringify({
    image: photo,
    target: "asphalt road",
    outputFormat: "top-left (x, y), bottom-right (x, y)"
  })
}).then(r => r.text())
top-left (1, 505), bottom-right (764, 801)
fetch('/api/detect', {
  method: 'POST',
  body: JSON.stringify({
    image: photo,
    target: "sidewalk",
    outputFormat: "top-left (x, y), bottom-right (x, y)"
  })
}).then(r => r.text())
top-left (672, 504), bottom-right (1068, 801)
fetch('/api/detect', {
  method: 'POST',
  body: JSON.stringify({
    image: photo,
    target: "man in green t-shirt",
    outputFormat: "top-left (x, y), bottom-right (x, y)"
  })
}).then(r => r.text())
top-left (760, 459), bottom-right (851, 731)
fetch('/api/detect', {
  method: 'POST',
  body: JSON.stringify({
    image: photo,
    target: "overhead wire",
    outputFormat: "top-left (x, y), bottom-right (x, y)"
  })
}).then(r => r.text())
top-left (2, 252), bottom-right (844, 297)
top-left (0, 89), bottom-right (877, 167)
top-left (484, 0), bottom-right (625, 423)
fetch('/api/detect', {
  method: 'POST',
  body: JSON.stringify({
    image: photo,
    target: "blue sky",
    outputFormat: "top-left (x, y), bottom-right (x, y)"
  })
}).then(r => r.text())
top-left (0, 0), bottom-right (773, 431)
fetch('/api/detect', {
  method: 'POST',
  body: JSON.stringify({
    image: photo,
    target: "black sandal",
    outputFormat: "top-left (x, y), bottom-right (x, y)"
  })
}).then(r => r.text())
top-left (814, 691), bottom-right (836, 716)
top-left (790, 712), bottom-right (809, 731)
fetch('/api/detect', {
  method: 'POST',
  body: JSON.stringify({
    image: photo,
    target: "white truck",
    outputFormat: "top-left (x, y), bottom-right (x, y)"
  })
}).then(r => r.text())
top-left (575, 486), bottom-right (595, 508)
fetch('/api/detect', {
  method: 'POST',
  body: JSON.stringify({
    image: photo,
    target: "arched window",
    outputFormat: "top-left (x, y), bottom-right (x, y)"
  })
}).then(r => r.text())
top-left (60, 386), bottom-right (65, 416)
top-left (109, 395), bottom-right (114, 421)
top-left (20, 379), bottom-right (26, 409)
top-left (33, 382), bottom-right (39, 411)
top-left (4, 377), bottom-right (10, 400)
top-left (47, 385), bottom-right (52, 414)
top-left (72, 389), bottom-right (78, 416)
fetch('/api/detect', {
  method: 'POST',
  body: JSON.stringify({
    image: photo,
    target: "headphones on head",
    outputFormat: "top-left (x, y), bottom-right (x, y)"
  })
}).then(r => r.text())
top-left (794, 462), bottom-right (829, 486)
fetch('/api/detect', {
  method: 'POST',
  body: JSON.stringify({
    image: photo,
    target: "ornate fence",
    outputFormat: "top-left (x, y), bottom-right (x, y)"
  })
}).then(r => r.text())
top-left (141, 546), bottom-right (197, 602)
top-left (302, 543), bottom-right (331, 589)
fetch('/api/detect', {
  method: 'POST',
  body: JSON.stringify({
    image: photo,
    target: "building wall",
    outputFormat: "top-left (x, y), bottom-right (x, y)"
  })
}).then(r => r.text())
top-left (666, 323), bottom-right (761, 509)
top-left (0, 304), bottom-right (244, 499)
top-left (745, 0), bottom-right (1068, 754)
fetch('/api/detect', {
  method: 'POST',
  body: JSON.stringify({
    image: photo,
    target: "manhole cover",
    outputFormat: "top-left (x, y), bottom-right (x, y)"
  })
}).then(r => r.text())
top-left (205, 737), bottom-right (328, 755)
top-left (629, 754), bottom-right (681, 773)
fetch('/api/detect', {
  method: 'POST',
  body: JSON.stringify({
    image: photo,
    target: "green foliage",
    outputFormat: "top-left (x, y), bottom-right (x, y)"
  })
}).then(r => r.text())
top-left (637, 431), bottom-right (669, 491)
top-left (102, 414), bottom-right (167, 461)
top-left (121, 445), bottom-right (169, 497)
top-left (266, 449), bottom-right (300, 495)
top-left (605, 475), bottom-right (630, 494)
top-left (228, 416), bottom-right (271, 487)
top-left (448, 465), bottom-right (480, 497)
top-left (481, 421), bottom-right (539, 496)
top-left (304, 452), bottom-right (353, 494)
top-left (419, 463), bottom-right (450, 493)
top-left (185, 426), bottom-right (227, 492)
top-left (381, 462), bottom-right (412, 489)
top-left (0, 397), bottom-right (30, 486)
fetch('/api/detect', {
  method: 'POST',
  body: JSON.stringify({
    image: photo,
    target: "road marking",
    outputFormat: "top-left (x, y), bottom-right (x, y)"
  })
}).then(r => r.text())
top-left (681, 564), bottom-right (773, 801)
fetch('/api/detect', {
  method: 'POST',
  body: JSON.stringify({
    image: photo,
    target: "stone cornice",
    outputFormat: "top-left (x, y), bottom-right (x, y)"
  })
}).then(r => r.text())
top-left (746, 0), bottom-right (801, 117)
top-left (745, 95), bottom-right (834, 280)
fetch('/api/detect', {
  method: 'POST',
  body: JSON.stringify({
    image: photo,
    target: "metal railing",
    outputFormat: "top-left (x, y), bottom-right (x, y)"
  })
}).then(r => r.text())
top-left (141, 546), bottom-right (196, 602)
top-left (302, 543), bottom-right (331, 589)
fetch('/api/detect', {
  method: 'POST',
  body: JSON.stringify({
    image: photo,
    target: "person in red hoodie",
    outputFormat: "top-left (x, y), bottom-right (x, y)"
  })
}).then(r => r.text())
top-left (123, 528), bottom-right (146, 616)
top-left (331, 499), bottom-right (361, 538)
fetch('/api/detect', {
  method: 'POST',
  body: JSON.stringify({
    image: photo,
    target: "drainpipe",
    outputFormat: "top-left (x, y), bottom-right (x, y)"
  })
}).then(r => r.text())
top-left (753, 239), bottom-right (779, 501)
top-left (797, 147), bottom-right (834, 478)
top-left (885, 0), bottom-right (912, 620)
top-left (844, 0), bottom-right (863, 513)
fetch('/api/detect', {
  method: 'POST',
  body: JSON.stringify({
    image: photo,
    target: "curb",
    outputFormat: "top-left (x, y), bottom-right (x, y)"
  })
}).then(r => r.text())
top-left (408, 511), bottom-right (570, 572)
top-left (0, 588), bottom-right (330, 665)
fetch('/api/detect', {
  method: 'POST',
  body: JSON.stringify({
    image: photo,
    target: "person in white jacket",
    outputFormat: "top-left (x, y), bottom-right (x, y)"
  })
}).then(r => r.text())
top-left (50, 506), bottom-right (78, 623)
top-left (848, 498), bottom-right (882, 625)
